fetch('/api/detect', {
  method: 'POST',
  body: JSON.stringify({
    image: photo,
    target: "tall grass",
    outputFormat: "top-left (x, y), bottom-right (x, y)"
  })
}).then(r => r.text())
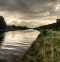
top-left (14, 30), bottom-right (60, 62)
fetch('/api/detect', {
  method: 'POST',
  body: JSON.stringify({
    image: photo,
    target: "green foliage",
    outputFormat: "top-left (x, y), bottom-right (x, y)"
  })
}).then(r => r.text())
top-left (35, 19), bottom-right (60, 30)
top-left (42, 29), bottom-right (47, 35)
top-left (56, 19), bottom-right (60, 28)
top-left (0, 16), bottom-right (7, 29)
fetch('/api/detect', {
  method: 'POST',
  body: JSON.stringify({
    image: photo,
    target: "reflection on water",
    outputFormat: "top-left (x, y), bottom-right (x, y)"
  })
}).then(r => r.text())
top-left (0, 32), bottom-right (5, 46)
top-left (0, 29), bottom-right (40, 62)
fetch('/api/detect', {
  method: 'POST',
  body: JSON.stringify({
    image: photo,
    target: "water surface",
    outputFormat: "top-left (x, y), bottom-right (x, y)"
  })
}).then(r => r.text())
top-left (0, 29), bottom-right (40, 62)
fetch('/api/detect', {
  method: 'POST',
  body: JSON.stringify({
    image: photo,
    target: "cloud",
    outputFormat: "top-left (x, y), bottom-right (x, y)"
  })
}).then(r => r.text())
top-left (0, 0), bottom-right (57, 15)
top-left (0, 0), bottom-right (59, 27)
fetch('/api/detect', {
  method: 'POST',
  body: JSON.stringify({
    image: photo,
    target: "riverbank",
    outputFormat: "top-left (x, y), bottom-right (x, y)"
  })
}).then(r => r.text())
top-left (14, 30), bottom-right (60, 62)
top-left (0, 28), bottom-right (29, 32)
top-left (0, 29), bottom-right (17, 32)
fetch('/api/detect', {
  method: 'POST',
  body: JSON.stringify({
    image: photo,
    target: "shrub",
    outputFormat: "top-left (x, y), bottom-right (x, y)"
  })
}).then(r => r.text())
top-left (42, 29), bottom-right (47, 35)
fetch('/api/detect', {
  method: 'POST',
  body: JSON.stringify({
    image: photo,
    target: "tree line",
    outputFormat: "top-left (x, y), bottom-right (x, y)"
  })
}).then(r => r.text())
top-left (0, 16), bottom-right (29, 30)
top-left (0, 16), bottom-right (60, 30)
top-left (35, 19), bottom-right (60, 30)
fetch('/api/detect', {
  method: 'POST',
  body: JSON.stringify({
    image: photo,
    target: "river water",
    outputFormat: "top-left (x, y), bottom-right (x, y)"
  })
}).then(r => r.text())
top-left (0, 29), bottom-right (40, 62)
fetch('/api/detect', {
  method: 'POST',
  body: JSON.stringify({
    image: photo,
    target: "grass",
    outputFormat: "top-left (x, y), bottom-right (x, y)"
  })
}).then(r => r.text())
top-left (13, 30), bottom-right (60, 62)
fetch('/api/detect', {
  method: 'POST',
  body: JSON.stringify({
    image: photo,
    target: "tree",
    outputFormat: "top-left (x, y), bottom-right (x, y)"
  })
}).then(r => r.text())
top-left (56, 19), bottom-right (60, 28)
top-left (0, 16), bottom-right (7, 29)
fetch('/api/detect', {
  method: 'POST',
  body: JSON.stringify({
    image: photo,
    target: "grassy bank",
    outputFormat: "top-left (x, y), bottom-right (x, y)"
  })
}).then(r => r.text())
top-left (14, 30), bottom-right (60, 62)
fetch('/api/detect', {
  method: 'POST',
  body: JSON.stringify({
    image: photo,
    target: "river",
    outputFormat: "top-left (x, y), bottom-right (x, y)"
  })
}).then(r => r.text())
top-left (0, 29), bottom-right (40, 62)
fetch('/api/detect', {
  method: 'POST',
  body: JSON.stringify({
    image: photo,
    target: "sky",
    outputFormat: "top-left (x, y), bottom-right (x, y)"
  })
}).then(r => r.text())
top-left (0, 0), bottom-right (59, 28)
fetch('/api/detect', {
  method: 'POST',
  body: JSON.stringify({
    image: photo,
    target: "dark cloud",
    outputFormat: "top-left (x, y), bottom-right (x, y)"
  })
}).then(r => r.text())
top-left (0, 0), bottom-right (58, 27)
top-left (0, 0), bottom-right (59, 25)
top-left (0, 0), bottom-right (57, 13)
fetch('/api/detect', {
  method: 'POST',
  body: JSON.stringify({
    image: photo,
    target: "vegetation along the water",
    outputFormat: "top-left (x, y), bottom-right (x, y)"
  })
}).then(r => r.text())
top-left (13, 29), bottom-right (60, 62)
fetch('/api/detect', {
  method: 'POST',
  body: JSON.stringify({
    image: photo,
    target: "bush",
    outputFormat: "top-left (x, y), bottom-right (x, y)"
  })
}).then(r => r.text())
top-left (42, 29), bottom-right (47, 35)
